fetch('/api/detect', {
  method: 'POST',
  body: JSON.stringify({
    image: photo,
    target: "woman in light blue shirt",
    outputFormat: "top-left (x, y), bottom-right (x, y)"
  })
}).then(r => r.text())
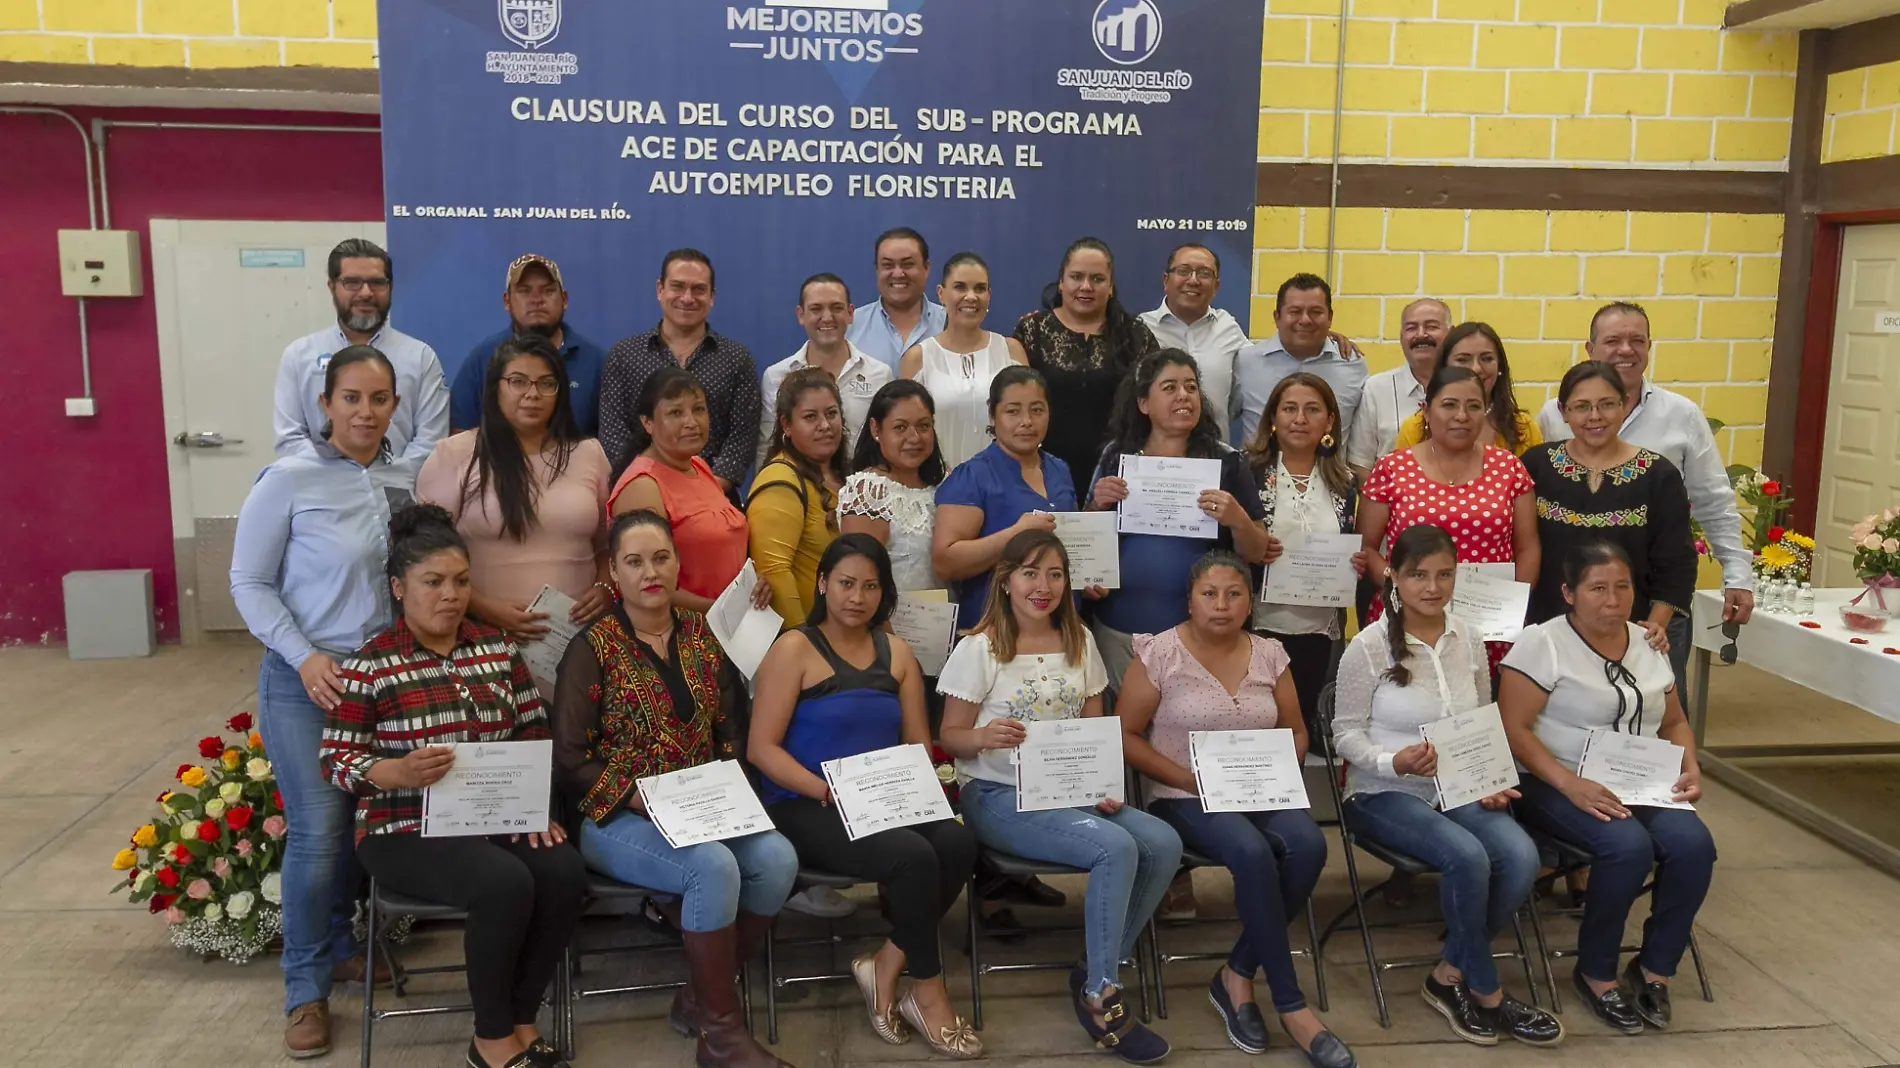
top-left (231, 345), bottom-right (415, 1057)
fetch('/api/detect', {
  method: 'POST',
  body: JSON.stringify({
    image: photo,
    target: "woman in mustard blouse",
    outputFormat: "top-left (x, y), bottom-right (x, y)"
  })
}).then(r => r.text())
top-left (747, 367), bottom-right (847, 623)
top-left (1393, 322), bottom-right (1542, 458)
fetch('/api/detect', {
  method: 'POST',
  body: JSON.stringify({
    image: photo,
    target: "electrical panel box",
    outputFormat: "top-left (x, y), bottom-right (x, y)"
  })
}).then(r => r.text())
top-left (57, 229), bottom-right (143, 298)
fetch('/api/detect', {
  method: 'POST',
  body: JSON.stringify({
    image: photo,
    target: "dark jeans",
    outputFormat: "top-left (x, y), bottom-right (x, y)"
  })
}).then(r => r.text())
top-left (1667, 614), bottom-right (1692, 697)
top-left (357, 833), bottom-right (587, 1039)
top-left (768, 799), bottom-right (975, 979)
top-left (1258, 631), bottom-right (1336, 748)
top-left (1515, 774), bottom-right (1716, 983)
top-left (1151, 798), bottom-right (1327, 1013)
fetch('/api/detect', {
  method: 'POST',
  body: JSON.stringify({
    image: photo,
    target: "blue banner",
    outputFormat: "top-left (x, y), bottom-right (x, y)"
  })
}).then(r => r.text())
top-left (379, 0), bottom-right (1263, 377)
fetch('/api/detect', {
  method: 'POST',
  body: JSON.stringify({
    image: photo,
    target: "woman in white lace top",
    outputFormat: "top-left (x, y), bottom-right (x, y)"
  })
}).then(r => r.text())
top-left (840, 380), bottom-right (947, 593)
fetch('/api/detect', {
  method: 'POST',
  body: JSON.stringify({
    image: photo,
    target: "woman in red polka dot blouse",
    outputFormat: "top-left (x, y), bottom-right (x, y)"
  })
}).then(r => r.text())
top-left (1357, 366), bottom-right (1540, 668)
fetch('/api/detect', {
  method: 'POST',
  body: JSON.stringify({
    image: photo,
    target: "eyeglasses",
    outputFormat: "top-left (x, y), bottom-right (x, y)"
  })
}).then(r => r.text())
top-left (335, 276), bottom-right (391, 293)
top-left (1564, 399), bottom-right (1626, 417)
top-left (1167, 266), bottom-right (1217, 282)
top-left (502, 375), bottom-right (561, 396)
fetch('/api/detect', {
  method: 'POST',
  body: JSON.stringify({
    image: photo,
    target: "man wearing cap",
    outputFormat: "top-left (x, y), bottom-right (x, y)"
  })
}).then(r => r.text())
top-left (450, 253), bottom-right (607, 435)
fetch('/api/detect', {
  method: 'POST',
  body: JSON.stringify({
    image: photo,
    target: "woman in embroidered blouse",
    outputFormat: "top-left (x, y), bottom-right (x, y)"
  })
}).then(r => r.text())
top-left (1014, 237), bottom-right (1160, 503)
top-left (748, 368), bottom-right (848, 624)
top-left (608, 368), bottom-right (757, 614)
top-left (1522, 361), bottom-right (1695, 650)
top-left (1244, 371), bottom-right (1369, 740)
top-left (552, 510), bottom-right (799, 1068)
top-left (1392, 323), bottom-right (1543, 458)
top-left (840, 380), bottom-right (947, 593)
top-left (899, 252), bottom-right (1029, 470)
top-left (1331, 525), bottom-right (1561, 1050)
top-left (321, 505), bottom-right (585, 1068)
top-left (1500, 541), bottom-right (1714, 1037)
top-left (748, 535), bottom-right (981, 1058)
top-left (1119, 551), bottom-right (1354, 1068)
top-left (939, 530), bottom-right (1182, 1064)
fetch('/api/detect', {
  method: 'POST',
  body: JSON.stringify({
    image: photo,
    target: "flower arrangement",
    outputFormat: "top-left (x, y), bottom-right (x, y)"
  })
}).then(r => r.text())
top-left (930, 743), bottom-right (960, 808)
top-left (1844, 506), bottom-right (1900, 631)
top-left (1755, 530), bottom-right (1815, 584)
top-left (1734, 471), bottom-right (1794, 553)
top-left (111, 713), bottom-right (288, 962)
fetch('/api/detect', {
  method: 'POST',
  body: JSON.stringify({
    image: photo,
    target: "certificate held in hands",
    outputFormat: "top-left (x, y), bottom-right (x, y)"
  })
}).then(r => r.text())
top-left (1451, 563), bottom-right (1531, 642)
top-left (421, 739), bottom-right (553, 838)
top-left (1418, 704), bottom-right (1518, 812)
top-left (1189, 729), bottom-right (1309, 812)
top-left (708, 560), bottom-right (784, 679)
top-left (1051, 511), bottom-right (1121, 589)
top-left (1014, 717), bottom-right (1125, 812)
top-left (822, 744), bottom-right (954, 841)
top-left (1259, 533), bottom-right (1360, 609)
top-left (1117, 454), bottom-right (1224, 538)
top-left (637, 760), bottom-right (773, 849)
top-left (1577, 728), bottom-right (1693, 810)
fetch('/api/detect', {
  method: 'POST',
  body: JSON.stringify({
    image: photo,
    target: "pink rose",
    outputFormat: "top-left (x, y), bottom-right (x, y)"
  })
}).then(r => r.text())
top-left (211, 857), bottom-right (232, 879)
top-left (163, 906), bottom-right (186, 925)
top-left (235, 839), bottom-right (254, 858)
top-left (186, 878), bottom-right (212, 900)
top-left (262, 815), bottom-right (287, 839)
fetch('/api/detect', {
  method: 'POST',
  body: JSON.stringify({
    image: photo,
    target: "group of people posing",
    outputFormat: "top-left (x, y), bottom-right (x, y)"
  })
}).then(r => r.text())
top-left (237, 230), bottom-right (1743, 1068)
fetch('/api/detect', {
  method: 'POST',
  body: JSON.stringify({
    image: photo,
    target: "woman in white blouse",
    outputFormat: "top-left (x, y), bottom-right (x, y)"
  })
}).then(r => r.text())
top-left (1500, 540), bottom-right (1714, 1038)
top-left (899, 252), bottom-right (1028, 469)
top-left (1332, 524), bottom-right (1561, 1049)
top-left (839, 380), bottom-right (946, 594)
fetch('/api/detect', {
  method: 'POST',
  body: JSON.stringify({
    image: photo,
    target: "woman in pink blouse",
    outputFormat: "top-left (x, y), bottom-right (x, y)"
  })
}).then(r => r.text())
top-left (1119, 551), bottom-right (1352, 1068)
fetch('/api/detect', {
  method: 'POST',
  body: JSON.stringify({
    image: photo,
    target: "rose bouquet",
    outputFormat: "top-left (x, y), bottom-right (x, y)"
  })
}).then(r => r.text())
top-left (1845, 505), bottom-right (1900, 631)
top-left (110, 713), bottom-right (288, 962)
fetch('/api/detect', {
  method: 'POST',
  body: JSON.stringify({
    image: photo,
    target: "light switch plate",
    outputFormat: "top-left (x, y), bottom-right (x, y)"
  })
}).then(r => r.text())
top-left (65, 397), bottom-right (96, 417)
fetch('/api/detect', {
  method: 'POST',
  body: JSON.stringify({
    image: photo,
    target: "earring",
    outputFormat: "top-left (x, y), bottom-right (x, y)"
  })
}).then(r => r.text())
top-left (1319, 432), bottom-right (1336, 449)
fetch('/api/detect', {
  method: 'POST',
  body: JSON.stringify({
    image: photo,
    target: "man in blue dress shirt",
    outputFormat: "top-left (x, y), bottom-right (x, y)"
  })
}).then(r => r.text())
top-left (844, 226), bottom-right (946, 374)
top-left (449, 253), bottom-right (606, 436)
top-left (1232, 273), bottom-right (1368, 448)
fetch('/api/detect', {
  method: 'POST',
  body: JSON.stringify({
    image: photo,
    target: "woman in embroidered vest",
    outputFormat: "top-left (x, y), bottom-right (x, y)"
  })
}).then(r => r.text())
top-left (552, 510), bottom-right (799, 1068)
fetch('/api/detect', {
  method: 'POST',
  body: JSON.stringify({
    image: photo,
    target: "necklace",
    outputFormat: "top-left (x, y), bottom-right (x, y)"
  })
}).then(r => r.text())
top-left (1426, 441), bottom-right (1481, 486)
top-left (631, 617), bottom-right (674, 649)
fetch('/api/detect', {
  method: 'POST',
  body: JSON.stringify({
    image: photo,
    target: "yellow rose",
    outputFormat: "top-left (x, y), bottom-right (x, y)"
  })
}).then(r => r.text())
top-left (111, 848), bottom-right (138, 871)
top-left (131, 824), bottom-right (159, 849)
top-left (221, 749), bottom-right (242, 770)
top-left (179, 767), bottom-right (207, 788)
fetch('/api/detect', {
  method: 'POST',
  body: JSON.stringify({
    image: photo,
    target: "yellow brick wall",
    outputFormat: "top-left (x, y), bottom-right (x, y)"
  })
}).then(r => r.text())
top-left (1822, 59), bottom-right (1900, 162)
top-left (1249, 206), bottom-right (1780, 470)
top-left (0, 0), bottom-right (377, 67)
top-left (1258, 0), bottom-right (1798, 168)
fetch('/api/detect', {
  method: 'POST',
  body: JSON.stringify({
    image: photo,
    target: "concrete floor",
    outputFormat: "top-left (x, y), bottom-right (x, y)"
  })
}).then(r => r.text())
top-left (5, 643), bottom-right (1900, 1068)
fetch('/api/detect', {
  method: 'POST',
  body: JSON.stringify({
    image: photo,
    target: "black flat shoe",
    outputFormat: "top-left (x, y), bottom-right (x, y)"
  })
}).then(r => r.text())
top-left (1571, 967), bottom-right (1643, 1035)
top-left (1623, 957), bottom-right (1673, 1029)
top-left (525, 1038), bottom-right (571, 1067)
top-left (1295, 1029), bottom-right (1355, 1068)
top-left (1482, 993), bottom-right (1565, 1047)
top-left (465, 1041), bottom-right (535, 1068)
top-left (1206, 969), bottom-right (1269, 1054)
top-left (1421, 975), bottom-right (1497, 1046)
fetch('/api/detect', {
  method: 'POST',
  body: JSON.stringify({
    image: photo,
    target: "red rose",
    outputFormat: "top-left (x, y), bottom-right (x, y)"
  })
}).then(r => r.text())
top-left (154, 867), bottom-right (180, 889)
top-left (169, 843), bottom-right (191, 864)
top-left (1767, 526), bottom-right (1786, 543)
top-left (196, 736), bottom-right (224, 759)
top-left (148, 894), bottom-right (176, 913)
top-left (225, 806), bottom-right (254, 832)
top-left (227, 713), bottom-right (254, 733)
top-left (1761, 480), bottom-right (1782, 496)
top-left (175, 764), bottom-right (192, 781)
top-left (272, 790), bottom-right (283, 810)
top-left (196, 820), bottom-right (221, 842)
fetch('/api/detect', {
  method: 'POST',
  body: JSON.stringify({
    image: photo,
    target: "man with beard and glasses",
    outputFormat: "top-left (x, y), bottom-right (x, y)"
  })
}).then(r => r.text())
top-left (756, 273), bottom-right (892, 470)
top-left (273, 238), bottom-right (449, 475)
top-left (1346, 297), bottom-right (1451, 478)
top-left (449, 253), bottom-right (607, 436)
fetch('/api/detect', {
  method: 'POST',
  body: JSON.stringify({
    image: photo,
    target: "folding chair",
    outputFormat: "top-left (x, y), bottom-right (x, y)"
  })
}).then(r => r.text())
top-left (1312, 683), bottom-right (1546, 1028)
top-left (763, 868), bottom-right (937, 1044)
top-left (565, 873), bottom-right (752, 1038)
top-left (966, 848), bottom-right (1151, 1031)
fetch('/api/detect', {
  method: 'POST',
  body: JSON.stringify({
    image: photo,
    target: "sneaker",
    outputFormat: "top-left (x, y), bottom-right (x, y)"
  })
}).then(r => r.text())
top-left (1482, 993), bottom-right (1565, 1047)
top-left (783, 885), bottom-right (856, 918)
top-left (1420, 974), bottom-right (1497, 1046)
top-left (284, 1000), bottom-right (331, 1059)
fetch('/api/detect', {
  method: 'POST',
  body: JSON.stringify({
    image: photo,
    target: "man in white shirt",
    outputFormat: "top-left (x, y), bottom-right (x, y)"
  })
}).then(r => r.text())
top-left (1535, 301), bottom-right (1756, 684)
top-left (1232, 273), bottom-right (1368, 447)
top-left (1346, 298), bottom-right (1449, 477)
top-left (1138, 243), bottom-right (1246, 426)
top-left (844, 226), bottom-right (947, 374)
top-left (273, 238), bottom-right (449, 477)
top-left (758, 272), bottom-right (893, 470)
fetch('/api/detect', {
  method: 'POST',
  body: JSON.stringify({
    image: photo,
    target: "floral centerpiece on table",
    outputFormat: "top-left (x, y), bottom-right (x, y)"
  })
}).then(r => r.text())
top-left (1845, 505), bottom-right (1900, 631)
top-left (110, 713), bottom-right (288, 962)
top-left (1755, 530), bottom-right (1814, 585)
top-left (930, 743), bottom-right (961, 809)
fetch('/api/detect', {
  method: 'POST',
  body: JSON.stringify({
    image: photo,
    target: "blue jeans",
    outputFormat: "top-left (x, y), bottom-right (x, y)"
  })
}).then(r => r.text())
top-left (960, 778), bottom-right (1183, 999)
top-left (1342, 791), bottom-right (1540, 995)
top-left (578, 809), bottom-right (798, 931)
top-left (1152, 799), bottom-right (1327, 1013)
top-left (257, 651), bottom-right (360, 1014)
top-left (1515, 774), bottom-right (1716, 983)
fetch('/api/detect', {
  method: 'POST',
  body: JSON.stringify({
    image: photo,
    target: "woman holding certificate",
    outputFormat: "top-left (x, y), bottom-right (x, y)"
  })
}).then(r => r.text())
top-left (841, 380), bottom-right (949, 593)
top-left (551, 510), bottom-right (799, 1068)
top-left (933, 366), bottom-right (1077, 632)
top-left (1331, 525), bottom-right (1562, 1049)
top-left (747, 368), bottom-right (848, 625)
top-left (1118, 551), bottom-right (1355, 1068)
top-left (321, 505), bottom-right (586, 1068)
top-left (748, 535), bottom-right (982, 1058)
top-left (939, 530), bottom-right (1183, 1065)
top-left (1087, 348), bottom-right (1269, 689)
top-left (1500, 541), bottom-right (1714, 1036)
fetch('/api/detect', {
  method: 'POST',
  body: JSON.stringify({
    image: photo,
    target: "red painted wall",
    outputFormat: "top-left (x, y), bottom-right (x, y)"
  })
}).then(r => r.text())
top-left (0, 107), bottom-right (383, 645)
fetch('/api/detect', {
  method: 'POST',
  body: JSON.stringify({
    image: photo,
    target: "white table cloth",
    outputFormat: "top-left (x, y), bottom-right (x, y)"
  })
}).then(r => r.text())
top-left (1691, 587), bottom-right (1900, 724)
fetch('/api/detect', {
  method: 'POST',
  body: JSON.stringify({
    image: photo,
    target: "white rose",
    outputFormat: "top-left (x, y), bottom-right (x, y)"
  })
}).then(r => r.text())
top-left (219, 782), bottom-right (244, 805)
top-left (261, 872), bottom-right (283, 905)
top-left (226, 891), bottom-right (255, 919)
top-left (135, 871), bottom-right (156, 892)
top-left (1886, 538), bottom-right (1900, 555)
top-left (202, 901), bottom-right (223, 923)
top-left (204, 799), bottom-right (227, 819)
top-left (246, 758), bottom-right (272, 782)
top-left (1865, 534), bottom-right (1885, 551)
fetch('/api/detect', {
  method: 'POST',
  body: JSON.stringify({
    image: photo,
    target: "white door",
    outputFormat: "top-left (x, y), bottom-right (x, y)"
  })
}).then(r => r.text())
top-left (1816, 223), bottom-right (1900, 587)
top-left (152, 219), bottom-right (386, 637)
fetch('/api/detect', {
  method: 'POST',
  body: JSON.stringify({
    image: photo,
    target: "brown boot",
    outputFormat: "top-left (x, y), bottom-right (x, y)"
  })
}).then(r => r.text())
top-left (734, 911), bottom-right (774, 967)
top-left (684, 926), bottom-right (790, 1068)
top-left (669, 980), bottom-right (701, 1039)
top-left (284, 1000), bottom-right (331, 1059)
top-left (673, 912), bottom-right (771, 1038)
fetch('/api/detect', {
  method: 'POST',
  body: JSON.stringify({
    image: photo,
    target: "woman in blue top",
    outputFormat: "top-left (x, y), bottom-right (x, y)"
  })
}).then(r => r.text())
top-left (933, 365), bottom-right (1078, 632)
top-left (230, 345), bottom-right (415, 1057)
top-left (748, 535), bottom-right (981, 1059)
top-left (1087, 347), bottom-right (1269, 691)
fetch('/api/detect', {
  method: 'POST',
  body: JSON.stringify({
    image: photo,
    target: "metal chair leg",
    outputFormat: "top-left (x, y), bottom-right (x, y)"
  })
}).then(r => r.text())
top-left (967, 874), bottom-right (984, 1032)
top-left (1688, 931), bottom-right (1713, 1002)
top-left (1147, 917), bottom-right (1168, 1020)
top-left (360, 883), bottom-right (377, 1068)
top-left (557, 945), bottom-right (576, 1061)
top-left (1509, 910), bottom-right (1540, 1010)
top-left (1525, 887), bottom-right (1561, 1014)
top-left (1305, 902), bottom-right (1329, 1013)
top-left (1133, 934), bottom-right (1152, 1023)
top-left (1335, 840), bottom-right (1391, 1028)
top-left (765, 916), bottom-right (780, 1045)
